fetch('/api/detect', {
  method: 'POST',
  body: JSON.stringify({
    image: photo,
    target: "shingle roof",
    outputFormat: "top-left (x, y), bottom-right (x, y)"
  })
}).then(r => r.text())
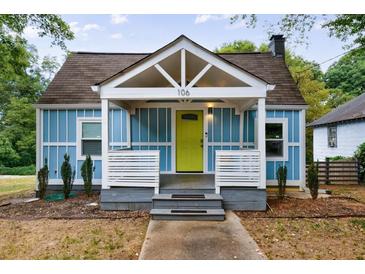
top-left (309, 93), bottom-right (365, 127)
top-left (37, 45), bottom-right (306, 106)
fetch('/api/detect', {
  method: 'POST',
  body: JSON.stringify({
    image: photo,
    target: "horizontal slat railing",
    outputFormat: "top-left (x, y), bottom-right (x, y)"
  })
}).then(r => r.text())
top-left (107, 150), bottom-right (160, 193)
top-left (215, 150), bottom-right (261, 193)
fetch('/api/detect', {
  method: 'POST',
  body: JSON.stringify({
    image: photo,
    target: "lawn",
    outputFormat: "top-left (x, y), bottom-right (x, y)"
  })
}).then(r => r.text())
top-left (0, 218), bottom-right (149, 259)
top-left (0, 176), bottom-right (35, 201)
top-left (238, 184), bottom-right (365, 259)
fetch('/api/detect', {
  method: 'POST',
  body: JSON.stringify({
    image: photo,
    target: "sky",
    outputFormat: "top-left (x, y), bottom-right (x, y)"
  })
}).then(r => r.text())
top-left (24, 14), bottom-right (349, 72)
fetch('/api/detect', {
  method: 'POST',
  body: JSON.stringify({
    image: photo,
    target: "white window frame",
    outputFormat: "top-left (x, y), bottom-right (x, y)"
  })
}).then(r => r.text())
top-left (327, 125), bottom-right (337, 148)
top-left (265, 118), bottom-right (288, 161)
top-left (77, 117), bottom-right (102, 160)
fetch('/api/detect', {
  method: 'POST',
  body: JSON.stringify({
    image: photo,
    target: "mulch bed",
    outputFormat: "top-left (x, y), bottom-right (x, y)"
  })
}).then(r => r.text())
top-left (235, 196), bottom-right (365, 219)
top-left (0, 194), bottom-right (149, 220)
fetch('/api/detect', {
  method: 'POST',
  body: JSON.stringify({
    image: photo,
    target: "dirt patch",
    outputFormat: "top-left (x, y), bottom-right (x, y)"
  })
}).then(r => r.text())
top-left (0, 194), bottom-right (149, 220)
top-left (322, 184), bottom-right (365, 204)
top-left (0, 218), bottom-right (149, 259)
top-left (241, 217), bottom-right (365, 259)
top-left (236, 197), bottom-right (365, 218)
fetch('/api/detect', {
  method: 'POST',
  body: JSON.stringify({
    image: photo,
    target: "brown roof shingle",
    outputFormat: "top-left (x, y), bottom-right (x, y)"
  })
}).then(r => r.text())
top-left (309, 93), bottom-right (365, 127)
top-left (38, 51), bottom-right (306, 106)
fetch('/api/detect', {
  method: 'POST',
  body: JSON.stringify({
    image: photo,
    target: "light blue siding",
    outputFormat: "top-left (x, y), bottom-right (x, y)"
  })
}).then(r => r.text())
top-left (112, 109), bottom-right (121, 142)
top-left (149, 108), bottom-right (157, 142)
top-left (94, 160), bottom-right (102, 179)
top-left (58, 111), bottom-right (67, 142)
top-left (68, 110), bottom-right (76, 142)
top-left (49, 146), bottom-right (57, 179)
top-left (222, 108), bottom-right (231, 142)
top-left (58, 146), bottom-right (67, 179)
top-left (43, 110), bottom-right (49, 142)
top-left (158, 108), bottom-right (166, 142)
top-left (50, 111), bottom-right (57, 142)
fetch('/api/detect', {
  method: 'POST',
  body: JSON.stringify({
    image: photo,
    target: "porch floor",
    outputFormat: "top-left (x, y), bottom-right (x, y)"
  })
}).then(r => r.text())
top-left (160, 174), bottom-right (215, 190)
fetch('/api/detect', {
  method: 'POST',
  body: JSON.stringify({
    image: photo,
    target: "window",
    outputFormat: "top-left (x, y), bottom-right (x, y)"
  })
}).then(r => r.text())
top-left (263, 118), bottom-right (288, 161)
top-left (328, 126), bottom-right (337, 148)
top-left (81, 121), bottom-right (101, 156)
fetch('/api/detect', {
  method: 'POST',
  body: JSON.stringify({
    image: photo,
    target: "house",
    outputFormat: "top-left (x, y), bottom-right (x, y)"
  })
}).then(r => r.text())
top-left (35, 35), bottom-right (307, 220)
top-left (310, 93), bottom-right (365, 161)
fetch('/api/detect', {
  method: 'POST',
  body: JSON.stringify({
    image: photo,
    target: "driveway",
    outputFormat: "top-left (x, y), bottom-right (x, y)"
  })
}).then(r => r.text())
top-left (139, 211), bottom-right (266, 260)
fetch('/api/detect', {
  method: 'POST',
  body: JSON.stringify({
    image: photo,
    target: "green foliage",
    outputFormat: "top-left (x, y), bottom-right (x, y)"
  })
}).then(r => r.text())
top-left (0, 165), bottom-right (35, 175)
top-left (61, 154), bottom-right (75, 199)
top-left (0, 14), bottom-right (74, 50)
top-left (276, 165), bottom-right (287, 199)
top-left (324, 51), bottom-right (365, 97)
top-left (215, 40), bottom-right (269, 53)
top-left (81, 155), bottom-right (93, 196)
top-left (354, 142), bottom-right (365, 183)
top-left (307, 161), bottom-right (319, 199)
top-left (285, 51), bottom-right (332, 162)
top-left (0, 15), bottom-right (71, 169)
top-left (37, 162), bottom-right (49, 199)
top-left (328, 155), bottom-right (354, 161)
top-left (231, 15), bottom-right (365, 48)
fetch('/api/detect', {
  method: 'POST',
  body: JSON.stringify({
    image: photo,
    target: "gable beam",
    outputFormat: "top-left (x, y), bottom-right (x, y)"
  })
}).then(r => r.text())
top-left (186, 63), bottom-right (212, 89)
top-left (154, 64), bottom-right (180, 88)
top-left (181, 49), bottom-right (186, 88)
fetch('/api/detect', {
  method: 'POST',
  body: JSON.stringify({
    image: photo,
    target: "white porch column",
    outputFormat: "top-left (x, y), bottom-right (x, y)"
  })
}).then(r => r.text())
top-left (35, 108), bottom-right (41, 190)
top-left (101, 99), bottom-right (110, 189)
top-left (257, 98), bottom-right (266, 189)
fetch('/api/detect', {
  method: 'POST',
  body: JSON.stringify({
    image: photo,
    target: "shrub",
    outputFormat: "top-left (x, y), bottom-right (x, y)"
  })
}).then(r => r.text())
top-left (276, 165), bottom-right (287, 199)
top-left (61, 153), bottom-right (75, 199)
top-left (307, 161), bottom-right (319, 199)
top-left (354, 142), bottom-right (365, 183)
top-left (81, 155), bottom-right (93, 196)
top-left (0, 165), bottom-right (35, 175)
top-left (37, 162), bottom-right (49, 200)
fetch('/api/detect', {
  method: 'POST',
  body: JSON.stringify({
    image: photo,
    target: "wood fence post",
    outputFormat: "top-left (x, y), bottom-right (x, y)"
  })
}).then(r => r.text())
top-left (325, 157), bottom-right (330, 185)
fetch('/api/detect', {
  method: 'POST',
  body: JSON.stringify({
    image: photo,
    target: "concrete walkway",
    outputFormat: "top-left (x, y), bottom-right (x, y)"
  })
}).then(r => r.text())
top-left (139, 211), bottom-right (266, 260)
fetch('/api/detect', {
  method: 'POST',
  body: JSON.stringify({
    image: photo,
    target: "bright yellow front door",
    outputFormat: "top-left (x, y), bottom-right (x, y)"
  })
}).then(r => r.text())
top-left (176, 110), bottom-right (203, 172)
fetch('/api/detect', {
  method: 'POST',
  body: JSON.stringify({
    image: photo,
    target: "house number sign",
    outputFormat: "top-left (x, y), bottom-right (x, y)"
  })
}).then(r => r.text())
top-left (178, 89), bottom-right (190, 97)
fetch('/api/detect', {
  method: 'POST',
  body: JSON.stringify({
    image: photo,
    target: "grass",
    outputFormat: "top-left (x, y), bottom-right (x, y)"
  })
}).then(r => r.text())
top-left (0, 218), bottom-right (149, 259)
top-left (0, 165), bottom-right (35, 175)
top-left (323, 184), bottom-right (365, 203)
top-left (242, 217), bottom-right (365, 259)
top-left (0, 176), bottom-right (35, 200)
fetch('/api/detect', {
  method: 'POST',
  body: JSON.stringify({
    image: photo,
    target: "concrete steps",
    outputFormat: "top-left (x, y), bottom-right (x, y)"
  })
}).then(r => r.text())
top-left (150, 193), bottom-right (225, 221)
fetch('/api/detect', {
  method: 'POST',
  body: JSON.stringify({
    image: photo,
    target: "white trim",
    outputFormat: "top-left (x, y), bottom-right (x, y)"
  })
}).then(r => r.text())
top-left (265, 117), bottom-right (289, 162)
top-left (259, 104), bottom-right (308, 110)
top-left (300, 109), bottom-right (306, 190)
top-left (257, 98), bottom-right (266, 189)
top-left (76, 117), bottom-right (102, 161)
top-left (100, 87), bottom-right (267, 100)
top-left (35, 103), bottom-right (101, 109)
top-left (35, 108), bottom-right (41, 190)
top-left (186, 63), bottom-right (212, 89)
top-left (181, 49), bottom-right (186, 89)
top-left (48, 179), bottom-right (102, 185)
top-left (43, 142), bottom-right (77, 146)
top-left (102, 37), bottom-right (268, 89)
top-left (101, 99), bottom-right (109, 189)
top-left (154, 64), bottom-right (180, 88)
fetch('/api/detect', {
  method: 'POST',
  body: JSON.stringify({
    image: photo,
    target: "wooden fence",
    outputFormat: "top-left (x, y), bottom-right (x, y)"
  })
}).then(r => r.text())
top-left (306, 159), bottom-right (360, 185)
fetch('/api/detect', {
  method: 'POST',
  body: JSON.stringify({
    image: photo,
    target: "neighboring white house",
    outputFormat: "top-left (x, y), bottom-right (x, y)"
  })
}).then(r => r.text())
top-left (310, 93), bottom-right (365, 161)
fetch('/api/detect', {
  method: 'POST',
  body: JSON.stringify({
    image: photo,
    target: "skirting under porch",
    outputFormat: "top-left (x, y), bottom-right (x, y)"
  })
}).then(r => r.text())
top-left (100, 174), bottom-right (267, 211)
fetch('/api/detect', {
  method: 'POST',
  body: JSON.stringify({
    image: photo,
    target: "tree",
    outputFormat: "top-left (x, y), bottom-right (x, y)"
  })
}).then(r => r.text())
top-left (0, 14), bottom-right (74, 50)
top-left (231, 15), bottom-right (365, 48)
top-left (61, 154), bottom-right (75, 199)
top-left (215, 40), bottom-right (268, 53)
top-left (324, 51), bottom-right (365, 97)
top-left (0, 97), bottom-right (36, 166)
top-left (0, 135), bottom-right (20, 167)
top-left (81, 155), bottom-right (93, 196)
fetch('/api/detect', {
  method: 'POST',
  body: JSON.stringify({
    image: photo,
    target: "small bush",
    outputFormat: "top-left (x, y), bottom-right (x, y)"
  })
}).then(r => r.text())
top-left (307, 161), bottom-right (319, 199)
top-left (354, 142), bottom-right (365, 183)
top-left (328, 155), bottom-right (353, 161)
top-left (0, 165), bottom-right (36, 175)
top-left (61, 154), bottom-right (75, 199)
top-left (277, 165), bottom-right (287, 199)
top-left (81, 155), bottom-right (93, 196)
top-left (37, 163), bottom-right (49, 200)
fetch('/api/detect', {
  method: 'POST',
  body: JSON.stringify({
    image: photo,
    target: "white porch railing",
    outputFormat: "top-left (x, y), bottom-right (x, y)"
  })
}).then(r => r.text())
top-left (107, 150), bottom-right (160, 193)
top-left (215, 150), bottom-right (261, 193)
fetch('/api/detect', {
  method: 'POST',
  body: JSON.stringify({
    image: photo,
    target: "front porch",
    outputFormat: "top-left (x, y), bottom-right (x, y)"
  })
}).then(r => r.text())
top-left (97, 36), bottom-right (271, 216)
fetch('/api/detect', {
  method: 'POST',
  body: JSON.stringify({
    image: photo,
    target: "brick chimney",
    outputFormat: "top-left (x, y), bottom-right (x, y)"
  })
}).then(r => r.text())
top-left (269, 35), bottom-right (285, 57)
